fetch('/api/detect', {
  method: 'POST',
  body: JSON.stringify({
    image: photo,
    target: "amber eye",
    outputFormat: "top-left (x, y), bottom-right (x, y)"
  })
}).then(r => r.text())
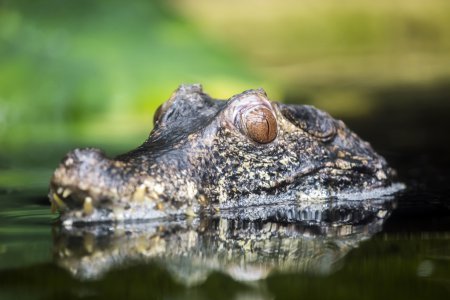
top-left (241, 106), bottom-right (277, 144)
top-left (153, 104), bottom-right (164, 126)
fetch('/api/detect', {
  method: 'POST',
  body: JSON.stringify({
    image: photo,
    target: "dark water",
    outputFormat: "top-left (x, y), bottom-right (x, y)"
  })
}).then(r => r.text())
top-left (1, 84), bottom-right (450, 300)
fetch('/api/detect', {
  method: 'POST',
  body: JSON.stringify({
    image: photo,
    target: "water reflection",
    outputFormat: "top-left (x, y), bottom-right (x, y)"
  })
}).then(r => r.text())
top-left (53, 198), bottom-right (396, 285)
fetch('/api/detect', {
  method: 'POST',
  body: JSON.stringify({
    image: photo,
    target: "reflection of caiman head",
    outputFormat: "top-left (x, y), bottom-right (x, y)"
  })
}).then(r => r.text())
top-left (53, 198), bottom-right (395, 285)
top-left (49, 84), bottom-right (403, 224)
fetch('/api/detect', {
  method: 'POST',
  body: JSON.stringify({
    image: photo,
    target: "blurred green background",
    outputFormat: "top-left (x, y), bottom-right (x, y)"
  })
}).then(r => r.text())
top-left (1, 0), bottom-right (449, 190)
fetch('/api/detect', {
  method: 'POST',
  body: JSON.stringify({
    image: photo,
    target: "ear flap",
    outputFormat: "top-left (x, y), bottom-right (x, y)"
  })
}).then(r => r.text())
top-left (280, 104), bottom-right (336, 141)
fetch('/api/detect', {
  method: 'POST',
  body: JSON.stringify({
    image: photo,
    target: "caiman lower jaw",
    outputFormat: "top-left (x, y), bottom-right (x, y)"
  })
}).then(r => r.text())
top-left (49, 184), bottom-right (173, 226)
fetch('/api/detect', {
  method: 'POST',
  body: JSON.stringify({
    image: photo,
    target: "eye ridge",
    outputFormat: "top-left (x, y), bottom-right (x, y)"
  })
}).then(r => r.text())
top-left (240, 106), bottom-right (277, 144)
top-left (153, 104), bottom-right (164, 126)
top-left (153, 101), bottom-right (175, 127)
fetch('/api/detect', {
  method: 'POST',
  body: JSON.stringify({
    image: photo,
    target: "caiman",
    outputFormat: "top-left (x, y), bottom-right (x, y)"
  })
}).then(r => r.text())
top-left (49, 84), bottom-right (403, 224)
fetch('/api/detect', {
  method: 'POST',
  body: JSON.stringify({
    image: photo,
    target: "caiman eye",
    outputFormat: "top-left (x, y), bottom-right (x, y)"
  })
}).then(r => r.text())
top-left (241, 106), bottom-right (277, 144)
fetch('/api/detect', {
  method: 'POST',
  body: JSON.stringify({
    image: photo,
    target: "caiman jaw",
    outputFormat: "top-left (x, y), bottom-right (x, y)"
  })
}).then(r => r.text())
top-left (49, 148), bottom-right (170, 225)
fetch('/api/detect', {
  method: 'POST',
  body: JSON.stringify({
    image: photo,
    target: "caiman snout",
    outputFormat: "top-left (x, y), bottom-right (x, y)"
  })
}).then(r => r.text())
top-left (49, 148), bottom-right (128, 215)
top-left (49, 148), bottom-right (171, 224)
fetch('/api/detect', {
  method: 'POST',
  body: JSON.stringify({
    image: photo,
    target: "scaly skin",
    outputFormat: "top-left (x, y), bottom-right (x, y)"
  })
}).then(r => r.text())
top-left (49, 84), bottom-right (403, 224)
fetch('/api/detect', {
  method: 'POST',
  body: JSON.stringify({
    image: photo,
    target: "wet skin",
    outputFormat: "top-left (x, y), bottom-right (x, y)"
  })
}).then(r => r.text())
top-left (49, 84), bottom-right (402, 224)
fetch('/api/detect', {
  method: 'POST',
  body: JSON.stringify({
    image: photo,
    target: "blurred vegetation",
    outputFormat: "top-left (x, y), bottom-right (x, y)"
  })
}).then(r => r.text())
top-left (0, 0), bottom-right (449, 172)
top-left (0, 0), bottom-right (268, 170)
top-left (175, 0), bottom-right (450, 115)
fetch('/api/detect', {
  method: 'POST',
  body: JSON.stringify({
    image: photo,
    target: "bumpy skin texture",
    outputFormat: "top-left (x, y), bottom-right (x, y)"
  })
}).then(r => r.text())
top-left (49, 84), bottom-right (400, 224)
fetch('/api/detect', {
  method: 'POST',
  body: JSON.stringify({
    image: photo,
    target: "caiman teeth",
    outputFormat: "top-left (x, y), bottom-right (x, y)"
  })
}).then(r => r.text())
top-left (52, 192), bottom-right (67, 211)
top-left (132, 185), bottom-right (146, 202)
top-left (83, 197), bottom-right (94, 215)
top-left (50, 186), bottom-right (74, 213)
top-left (62, 188), bottom-right (72, 198)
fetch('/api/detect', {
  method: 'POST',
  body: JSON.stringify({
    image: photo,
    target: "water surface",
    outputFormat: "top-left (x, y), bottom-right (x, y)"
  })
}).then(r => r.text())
top-left (1, 84), bottom-right (450, 300)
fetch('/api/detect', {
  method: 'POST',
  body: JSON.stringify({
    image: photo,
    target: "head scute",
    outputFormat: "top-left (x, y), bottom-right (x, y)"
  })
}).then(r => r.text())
top-left (280, 104), bottom-right (336, 141)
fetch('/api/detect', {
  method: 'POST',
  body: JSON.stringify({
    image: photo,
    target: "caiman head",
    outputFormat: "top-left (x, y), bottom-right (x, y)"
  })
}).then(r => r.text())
top-left (49, 84), bottom-right (401, 224)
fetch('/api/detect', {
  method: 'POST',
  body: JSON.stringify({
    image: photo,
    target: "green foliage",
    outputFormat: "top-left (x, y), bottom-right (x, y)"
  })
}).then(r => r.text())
top-left (175, 0), bottom-right (450, 116)
top-left (0, 0), bottom-right (261, 160)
